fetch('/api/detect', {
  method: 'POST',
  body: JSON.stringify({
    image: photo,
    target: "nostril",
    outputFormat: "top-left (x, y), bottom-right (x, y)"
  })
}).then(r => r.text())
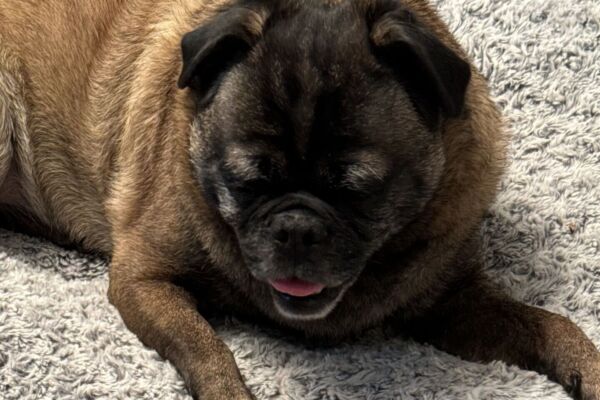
top-left (302, 231), bottom-right (316, 247)
top-left (302, 226), bottom-right (327, 247)
top-left (274, 229), bottom-right (289, 244)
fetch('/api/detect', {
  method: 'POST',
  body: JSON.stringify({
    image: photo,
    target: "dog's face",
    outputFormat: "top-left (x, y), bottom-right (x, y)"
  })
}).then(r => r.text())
top-left (178, 0), bottom-right (471, 320)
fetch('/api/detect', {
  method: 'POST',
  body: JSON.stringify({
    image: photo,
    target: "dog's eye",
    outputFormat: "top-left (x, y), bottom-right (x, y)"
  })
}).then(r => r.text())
top-left (315, 163), bottom-right (383, 202)
top-left (222, 155), bottom-right (286, 196)
top-left (339, 180), bottom-right (386, 202)
top-left (316, 149), bottom-right (389, 196)
top-left (223, 146), bottom-right (284, 180)
top-left (340, 164), bottom-right (388, 193)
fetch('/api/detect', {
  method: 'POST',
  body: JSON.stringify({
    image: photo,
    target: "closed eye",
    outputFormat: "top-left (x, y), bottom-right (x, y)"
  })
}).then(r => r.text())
top-left (341, 163), bottom-right (387, 191)
top-left (223, 144), bottom-right (285, 183)
top-left (339, 151), bottom-right (390, 192)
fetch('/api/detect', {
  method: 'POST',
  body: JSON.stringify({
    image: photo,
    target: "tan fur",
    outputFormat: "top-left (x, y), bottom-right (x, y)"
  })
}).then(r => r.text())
top-left (0, 1), bottom-right (597, 399)
top-left (0, 45), bottom-right (46, 220)
top-left (0, 0), bottom-right (504, 261)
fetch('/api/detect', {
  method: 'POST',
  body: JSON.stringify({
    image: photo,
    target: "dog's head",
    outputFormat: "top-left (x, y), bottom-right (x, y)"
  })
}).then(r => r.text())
top-left (178, 0), bottom-right (471, 320)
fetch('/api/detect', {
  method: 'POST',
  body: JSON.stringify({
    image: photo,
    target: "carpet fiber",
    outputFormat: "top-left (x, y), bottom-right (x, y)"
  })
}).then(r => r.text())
top-left (1, 0), bottom-right (599, 399)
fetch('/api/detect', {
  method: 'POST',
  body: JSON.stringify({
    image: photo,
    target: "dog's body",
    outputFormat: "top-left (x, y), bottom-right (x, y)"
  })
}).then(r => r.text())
top-left (1, 0), bottom-right (598, 399)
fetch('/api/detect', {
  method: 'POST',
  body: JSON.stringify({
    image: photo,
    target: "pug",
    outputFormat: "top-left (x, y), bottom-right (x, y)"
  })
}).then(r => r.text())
top-left (0, 0), bottom-right (598, 399)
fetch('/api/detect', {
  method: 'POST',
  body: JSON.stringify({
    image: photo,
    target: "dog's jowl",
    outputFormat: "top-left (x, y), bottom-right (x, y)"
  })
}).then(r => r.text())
top-left (0, 0), bottom-right (598, 399)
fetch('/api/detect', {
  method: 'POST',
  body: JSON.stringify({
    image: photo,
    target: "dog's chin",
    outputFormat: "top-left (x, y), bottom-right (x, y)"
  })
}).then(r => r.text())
top-left (270, 282), bottom-right (352, 321)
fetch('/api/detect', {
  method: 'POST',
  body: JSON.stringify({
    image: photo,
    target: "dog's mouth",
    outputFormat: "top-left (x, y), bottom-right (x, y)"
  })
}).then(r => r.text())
top-left (268, 278), bottom-right (349, 321)
top-left (269, 278), bottom-right (326, 297)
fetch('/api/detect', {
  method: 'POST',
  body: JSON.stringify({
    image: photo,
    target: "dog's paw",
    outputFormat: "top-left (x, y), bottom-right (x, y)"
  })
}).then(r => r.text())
top-left (188, 366), bottom-right (255, 400)
top-left (193, 391), bottom-right (254, 400)
top-left (191, 382), bottom-right (255, 400)
top-left (565, 362), bottom-right (600, 400)
top-left (578, 378), bottom-right (599, 400)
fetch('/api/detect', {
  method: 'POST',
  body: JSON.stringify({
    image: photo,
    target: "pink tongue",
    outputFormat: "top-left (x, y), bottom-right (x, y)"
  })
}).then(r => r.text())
top-left (269, 278), bottom-right (326, 297)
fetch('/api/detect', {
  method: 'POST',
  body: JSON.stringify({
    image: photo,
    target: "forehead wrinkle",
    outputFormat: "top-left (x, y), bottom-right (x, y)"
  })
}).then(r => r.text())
top-left (291, 91), bottom-right (318, 158)
top-left (255, 1), bottom-right (372, 162)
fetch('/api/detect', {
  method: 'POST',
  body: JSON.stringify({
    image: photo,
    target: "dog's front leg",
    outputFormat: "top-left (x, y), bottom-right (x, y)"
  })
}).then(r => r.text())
top-left (108, 255), bottom-right (253, 400)
top-left (408, 273), bottom-right (600, 400)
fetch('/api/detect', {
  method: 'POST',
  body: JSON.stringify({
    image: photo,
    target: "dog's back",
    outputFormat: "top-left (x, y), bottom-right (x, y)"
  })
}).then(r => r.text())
top-left (0, 1), bottom-right (129, 247)
top-left (0, 0), bottom-right (199, 251)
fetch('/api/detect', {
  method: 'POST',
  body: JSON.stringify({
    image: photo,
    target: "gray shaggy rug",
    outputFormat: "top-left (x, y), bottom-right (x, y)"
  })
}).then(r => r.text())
top-left (1, 0), bottom-right (599, 399)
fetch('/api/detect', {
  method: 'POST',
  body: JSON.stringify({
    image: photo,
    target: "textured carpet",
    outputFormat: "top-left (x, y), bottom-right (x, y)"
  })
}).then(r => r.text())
top-left (1, 0), bottom-right (599, 399)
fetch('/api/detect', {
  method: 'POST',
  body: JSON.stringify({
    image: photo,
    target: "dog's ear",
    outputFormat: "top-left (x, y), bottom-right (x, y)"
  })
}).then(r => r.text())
top-left (369, 4), bottom-right (471, 128)
top-left (178, 5), bottom-right (267, 105)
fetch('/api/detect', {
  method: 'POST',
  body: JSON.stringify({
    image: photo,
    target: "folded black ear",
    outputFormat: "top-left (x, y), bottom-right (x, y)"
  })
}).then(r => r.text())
top-left (370, 6), bottom-right (471, 128)
top-left (178, 5), bottom-right (267, 105)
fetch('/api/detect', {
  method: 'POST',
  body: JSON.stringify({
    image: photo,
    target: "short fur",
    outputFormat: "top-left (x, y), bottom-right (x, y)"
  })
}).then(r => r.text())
top-left (0, 0), bottom-right (598, 399)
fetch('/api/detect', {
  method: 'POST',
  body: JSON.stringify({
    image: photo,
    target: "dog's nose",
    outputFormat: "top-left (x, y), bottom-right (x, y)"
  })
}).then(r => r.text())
top-left (271, 210), bottom-right (329, 254)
